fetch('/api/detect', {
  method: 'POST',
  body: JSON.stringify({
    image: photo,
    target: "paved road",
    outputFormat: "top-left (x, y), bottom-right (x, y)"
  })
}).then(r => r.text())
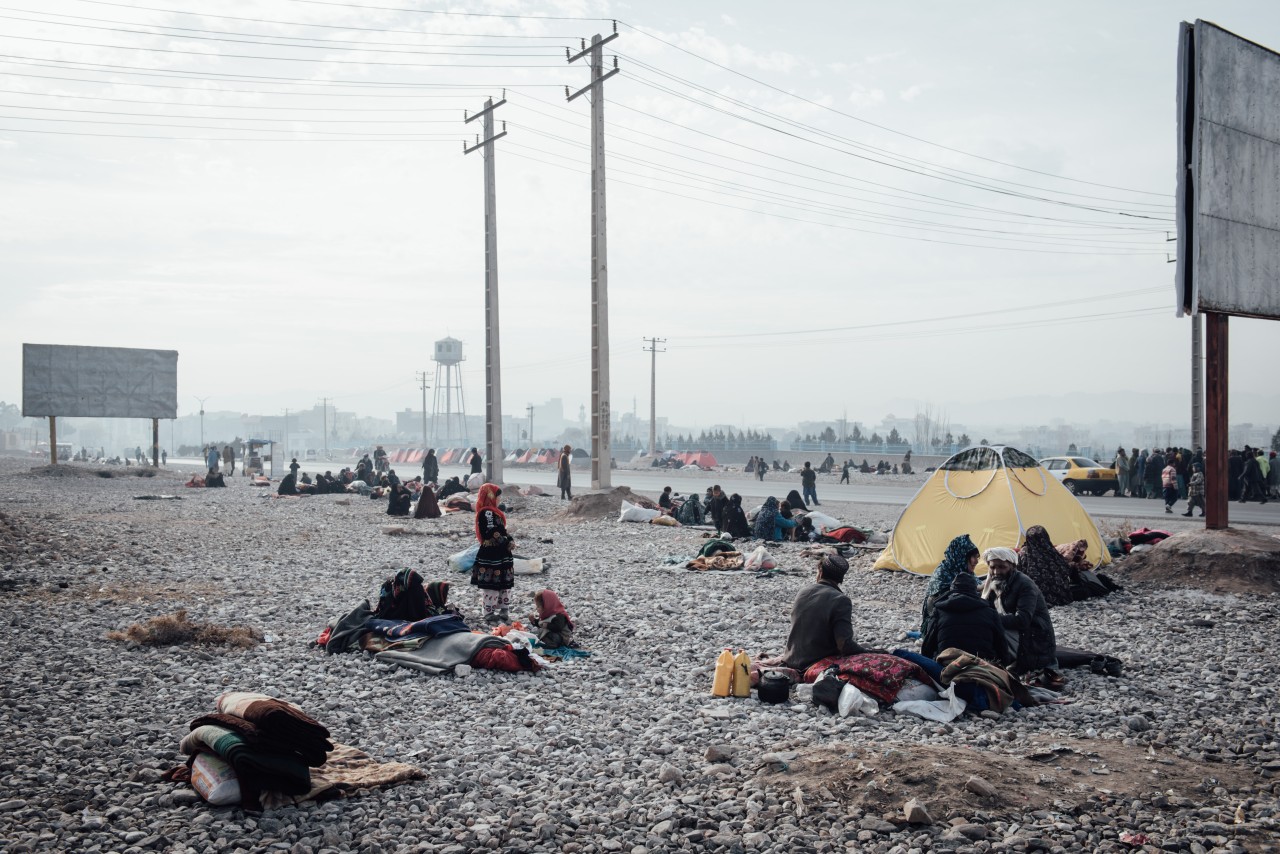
top-left (170, 456), bottom-right (1279, 526)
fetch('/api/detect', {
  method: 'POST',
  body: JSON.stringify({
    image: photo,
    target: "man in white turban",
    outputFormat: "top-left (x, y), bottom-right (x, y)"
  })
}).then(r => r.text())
top-left (981, 546), bottom-right (1060, 688)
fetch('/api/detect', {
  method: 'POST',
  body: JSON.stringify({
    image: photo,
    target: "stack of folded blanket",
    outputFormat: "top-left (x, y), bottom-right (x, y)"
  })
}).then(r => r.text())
top-left (175, 691), bottom-right (332, 810)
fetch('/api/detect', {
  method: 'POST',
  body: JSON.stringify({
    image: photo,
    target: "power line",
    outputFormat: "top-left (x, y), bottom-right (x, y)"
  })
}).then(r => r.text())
top-left (502, 147), bottom-right (1163, 256)
top-left (0, 112), bottom-right (465, 135)
top-left (3, 102), bottom-right (458, 123)
top-left (0, 125), bottom-right (458, 141)
top-left (0, 10), bottom-right (567, 55)
top-left (0, 33), bottom-right (571, 67)
top-left (0, 67), bottom-right (531, 95)
top-left (0, 88), bottom-right (466, 110)
top-left (68, 0), bottom-right (579, 38)
top-left (508, 93), bottom-right (1167, 231)
top-left (615, 19), bottom-right (1172, 198)
top-left (620, 59), bottom-right (1173, 209)
top-left (622, 72), bottom-right (1171, 218)
top-left (505, 131), bottom-right (1164, 248)
top-left (283, 0), bottom-right (610, 21)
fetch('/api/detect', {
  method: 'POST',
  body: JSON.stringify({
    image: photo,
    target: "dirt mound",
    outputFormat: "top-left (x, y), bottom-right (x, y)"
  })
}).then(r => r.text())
top-left (1115, 528), bottom-right (1280, 595)
top-left (773, 736), bottom-right (1252, 829)
top-left (554, 486), bottom-right (658, 521)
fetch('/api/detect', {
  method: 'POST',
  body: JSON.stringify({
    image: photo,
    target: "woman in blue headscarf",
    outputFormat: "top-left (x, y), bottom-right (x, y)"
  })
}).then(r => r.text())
top-left (920, 534), bottom-right (979, 640)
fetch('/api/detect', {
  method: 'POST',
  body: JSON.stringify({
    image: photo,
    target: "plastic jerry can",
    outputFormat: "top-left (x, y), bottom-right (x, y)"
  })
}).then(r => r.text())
top-left (732, 650), bottom-right (752, 697)
top-left (711, 648), bottom-right (735, 697)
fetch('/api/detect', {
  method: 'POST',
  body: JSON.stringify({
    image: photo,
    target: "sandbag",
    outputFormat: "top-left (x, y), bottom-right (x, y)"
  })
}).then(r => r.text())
top-left (619, 500), bottom-right (662, 523)
top-left (513, 557), bottom-right (545, 575)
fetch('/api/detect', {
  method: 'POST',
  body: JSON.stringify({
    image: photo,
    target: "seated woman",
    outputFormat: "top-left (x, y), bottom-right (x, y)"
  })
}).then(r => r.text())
top-left (921, 572), bottom-right (1009, 661)
top-left (205, 469), bottom-right (226, 488)
top-left (1017, 526), bottom-right (1075, 607)
top-left (721, 493), bottom-right (752, 538)
top-left (413, 483), bottom-right (441, 519)
top-left (185, 473), bottom-right (206, 488)
top-left (528, 589), bottom-right (575, 648)
top-left (920, 534), bottom-right (979, 640)
top-left (752, 496), bottom-right (798, 541)
top-left (1055, 538), bottom-right (1091, 576)
top-left (437, 476), bottom-right (467, 500)
top-left (386, 482), bottom-right (412, 516)
top-left (277, 472), bottom-right (298, 496)
top-left (785, 489), bottom-right (809, 513)
top-left (981, 547), bottom-right (1061, 688)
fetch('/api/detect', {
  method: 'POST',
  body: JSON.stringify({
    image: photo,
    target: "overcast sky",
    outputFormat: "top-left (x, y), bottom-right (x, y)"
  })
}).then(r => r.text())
top-left (3, 0), bottom-right (1278, 431)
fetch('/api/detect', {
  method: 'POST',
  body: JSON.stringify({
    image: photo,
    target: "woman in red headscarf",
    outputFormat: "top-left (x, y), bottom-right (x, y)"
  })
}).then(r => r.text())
top-left (471, 483), bottom-right (515, 623)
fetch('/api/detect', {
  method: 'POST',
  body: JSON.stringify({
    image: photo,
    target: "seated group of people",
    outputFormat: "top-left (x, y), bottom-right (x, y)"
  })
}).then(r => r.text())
top-left (186, 470), bottom-right (226, 488)
top-left (756, 525), bottom-right (1106, 712)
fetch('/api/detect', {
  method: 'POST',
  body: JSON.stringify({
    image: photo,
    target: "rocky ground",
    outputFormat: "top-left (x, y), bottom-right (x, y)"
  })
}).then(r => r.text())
top-left (0, 456), bottom-right (1277, 854)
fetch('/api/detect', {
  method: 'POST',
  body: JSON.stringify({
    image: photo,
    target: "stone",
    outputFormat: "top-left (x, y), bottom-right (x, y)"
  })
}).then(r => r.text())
top-left (860, 817), bottom-right (897, 834)
top-left (658, 763), bottom-right (682, 784)
top-left (1126, 715), bottom-right (1152, 733)
top-left (903, 799), bottom-right (933, 825)
top-left (705, 744), bottom-right (736, 763)
top-left (965, 776), bottom-right (998, 799)
top-left (952, 823), bottom-right (989, 840)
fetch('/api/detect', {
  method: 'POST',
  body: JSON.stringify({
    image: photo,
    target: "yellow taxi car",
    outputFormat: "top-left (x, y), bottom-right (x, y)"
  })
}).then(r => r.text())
top-left (1038, 456), bottom-right (1121, 496)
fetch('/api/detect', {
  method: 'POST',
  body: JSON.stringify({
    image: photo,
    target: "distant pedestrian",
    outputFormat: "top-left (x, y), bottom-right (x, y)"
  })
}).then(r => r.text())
top-left (1183, 463), bottom-right (1205, 517)
top-left (289, 457), bottom-right (300, 481)
top-left (1112, 448), bottom-right (1129, 497)
top-left (161, 450), bottom-right (167, 466)
top-left (422, 448), bottom-right (439, 485)
top-left (557, 445), bottom-right (573, 500)
top-left (800, 461), bottom-right (819, 506)
top-left (206, 446), bottom-right (220, 471)
top-left (468, 447), bottom-right (483, 475)
top-left (840, 461), bottom-right (850, 484)
top-left (223, 444), bottom-right (235, 474)
top-left (1161, 460), bottom-right (1179, 514)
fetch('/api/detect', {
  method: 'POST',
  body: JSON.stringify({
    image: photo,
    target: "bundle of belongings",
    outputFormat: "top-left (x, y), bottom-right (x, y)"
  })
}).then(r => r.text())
top-left (162, 692), bottom-right (422, 810)
top-left (685, 537), bottom-right (745, 571)
top-left (805, 649), bottom-right (1054, 723)
top-left (317, 569), bottom-right (539, 675)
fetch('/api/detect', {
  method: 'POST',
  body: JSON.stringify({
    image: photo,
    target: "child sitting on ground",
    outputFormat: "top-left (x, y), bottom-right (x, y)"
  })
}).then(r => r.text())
top-left (528, 589), bottom-right (575, 649)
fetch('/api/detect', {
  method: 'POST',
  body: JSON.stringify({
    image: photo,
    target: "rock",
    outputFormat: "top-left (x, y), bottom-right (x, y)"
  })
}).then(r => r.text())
top-left (0, 799), bottom-right (25, 812)
top-left (965, 776), bottom-right (998, 798)
top-left (650, 820), bottom-right (672, 836)
top-left (704, 744), bottom-right (736, 763)
top-left (743, 831), bottom-right (768, 848)
top-left (657, 763), bottom-right (682, 784)
top-left (704, 763), bottom-right (735, 777)
top-left (952, 823), bottom-right (989, 840)
top-left (903, 799), bottom-right (933, 825)
top-left (859, 817), bottom-right (897, 834)
top-left (1126, 715), bottom-right (1152, 733)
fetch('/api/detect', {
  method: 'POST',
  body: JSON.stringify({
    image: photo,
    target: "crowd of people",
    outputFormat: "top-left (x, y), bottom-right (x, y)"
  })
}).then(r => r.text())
top-left (1112, 445), bottom-right (1274, 513)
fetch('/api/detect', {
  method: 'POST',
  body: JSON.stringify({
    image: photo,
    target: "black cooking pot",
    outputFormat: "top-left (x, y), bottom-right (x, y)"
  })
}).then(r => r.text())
top-left (757, 671), bottom-right (791, 704)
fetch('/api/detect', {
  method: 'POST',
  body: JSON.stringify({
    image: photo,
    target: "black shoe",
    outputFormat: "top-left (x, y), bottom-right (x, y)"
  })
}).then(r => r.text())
top-left (1090, 656), bottom-right (1107, 675)
top-left (1104, 659), bottom-right (1123, 678)
top-left (1182, 512), bottom-right (1192, 517)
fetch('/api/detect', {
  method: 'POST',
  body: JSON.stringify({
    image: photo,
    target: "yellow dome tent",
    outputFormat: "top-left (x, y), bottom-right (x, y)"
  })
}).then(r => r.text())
top-left (873, 445), bottom-right (1111, 575)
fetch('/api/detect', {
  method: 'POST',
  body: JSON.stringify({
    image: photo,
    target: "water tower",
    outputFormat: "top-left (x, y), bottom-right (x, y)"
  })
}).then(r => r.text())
top-left (430, 337), bottom-right (468, 445)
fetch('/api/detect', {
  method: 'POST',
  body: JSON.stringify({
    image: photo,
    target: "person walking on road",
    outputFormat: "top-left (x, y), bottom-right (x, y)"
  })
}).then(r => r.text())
top-left (557, 445), bottom-right (573, 501)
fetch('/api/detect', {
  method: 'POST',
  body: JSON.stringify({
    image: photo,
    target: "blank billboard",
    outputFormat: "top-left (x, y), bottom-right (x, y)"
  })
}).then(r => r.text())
top-left (1177, 21), bottom-right (1280, 320)
top-left (22, 344), bottom-right (178, 419)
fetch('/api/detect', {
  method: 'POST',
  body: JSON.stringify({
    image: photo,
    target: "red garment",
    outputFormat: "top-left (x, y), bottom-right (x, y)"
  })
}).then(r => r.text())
top-left (802, 653), bottom-right (930, 704)
top-left (472, 647), bottom-right (526, 672)
top-left (534, 589), bottom-right (573, 629)
top-left (474, 484), bottom-right (505, 541)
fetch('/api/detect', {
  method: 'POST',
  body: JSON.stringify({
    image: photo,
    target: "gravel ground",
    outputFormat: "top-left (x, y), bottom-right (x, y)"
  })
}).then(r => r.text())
top-left (1, 457), bottom-right (1278, 854)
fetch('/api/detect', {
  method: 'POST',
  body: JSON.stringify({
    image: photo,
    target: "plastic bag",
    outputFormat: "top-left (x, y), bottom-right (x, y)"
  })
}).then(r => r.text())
top-left (619, 500), bottom-right (661, 523)
top-left (447, 542), bottom-right (480, 572)
top-left (190, 752), bottom-right (241, 806)
top-left (804, 511), bottom-right (841, 532)
top-left (466, 472), bottom-right (484, 490)
top-left (892, 683), bottom-right (967, 722)
top-left (744, 545), bottom-right (777, 572)
top-left (837, 682), bottom-right (879, 718)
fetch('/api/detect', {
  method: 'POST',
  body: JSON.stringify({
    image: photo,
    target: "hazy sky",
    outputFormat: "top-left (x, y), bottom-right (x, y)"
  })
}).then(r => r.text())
top-left (3, 1), bottom-right (1278, 430)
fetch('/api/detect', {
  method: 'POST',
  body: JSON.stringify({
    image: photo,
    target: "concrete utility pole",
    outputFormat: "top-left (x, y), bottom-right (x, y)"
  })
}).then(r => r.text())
top-left (415, 371), bottom-right (430, 449)
top-left (643, 337), bottom-right (666, 456)
top-left (568, 27), bottom-right (620, 489)
top-left (196, 396), bottom-right (209, 450)
top-left (318, 397), bottom-right (331, 460)
top-left (465, 94), bottom-right (508, 485)
top-left (526, 404), bottom-right (535, 446)
top-left (1190, 314), bottom-right (1204, 450)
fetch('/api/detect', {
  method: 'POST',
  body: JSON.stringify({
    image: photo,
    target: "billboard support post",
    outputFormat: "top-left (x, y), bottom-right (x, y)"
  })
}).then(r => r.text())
top-left (152, 418), bottom-right (160, 468)
top-left (1204, 312), bottom-right (1229, 529)
top-left (49, 417), bottom-right (57, 465)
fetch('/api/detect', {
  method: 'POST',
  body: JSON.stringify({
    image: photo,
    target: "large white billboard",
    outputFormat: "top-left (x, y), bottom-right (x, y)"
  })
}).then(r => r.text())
top-left (22, 344), bottom-right (178, 419)
top-left (1177, 21), bottom-right (1280, 320)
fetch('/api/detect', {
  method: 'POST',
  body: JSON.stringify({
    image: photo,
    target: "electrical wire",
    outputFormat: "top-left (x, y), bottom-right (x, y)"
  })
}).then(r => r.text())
top-left (0, 125), bottom-right (456, 140)
top-left (0, 113), bottom-right (463, 135)
top-left (621, 57), bottom-right (1173, 209)
top-left (0, 88), bottom-right (465, 110)
top-left (502, 148), bottom-right (1164, 256)
top-left (0, 67), bottom-right (528, 95)
top-left (282, 0), bottom-right (610, 22)
top-left (509, 92), bottom-right (1167, 231)
top-left (4, 102), bottom-right (458, 123)
top-left (616, 19), bottom-right (1173, 198)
